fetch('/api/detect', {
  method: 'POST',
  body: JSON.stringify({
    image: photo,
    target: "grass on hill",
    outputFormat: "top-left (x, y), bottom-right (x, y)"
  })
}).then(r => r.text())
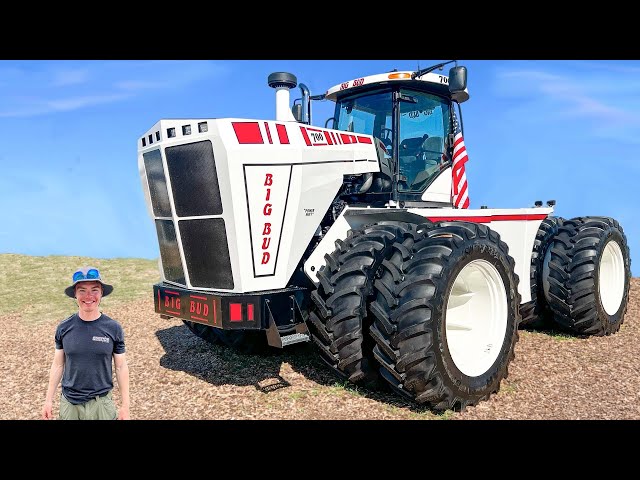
top-left (0, 254), bottom-right (160, 324)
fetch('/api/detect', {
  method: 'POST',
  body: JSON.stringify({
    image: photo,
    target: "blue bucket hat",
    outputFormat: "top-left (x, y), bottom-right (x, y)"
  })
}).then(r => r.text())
top-left (64, 266), bottom-right (114, 298)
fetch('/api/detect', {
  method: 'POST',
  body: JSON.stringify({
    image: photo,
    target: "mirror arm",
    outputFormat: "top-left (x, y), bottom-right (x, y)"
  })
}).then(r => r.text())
top-left (412, 60), bottom-right (457, 79)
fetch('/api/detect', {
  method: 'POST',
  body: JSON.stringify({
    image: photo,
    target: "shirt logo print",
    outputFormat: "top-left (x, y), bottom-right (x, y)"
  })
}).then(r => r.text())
top-left (92, 336), bottom-right (110, 343)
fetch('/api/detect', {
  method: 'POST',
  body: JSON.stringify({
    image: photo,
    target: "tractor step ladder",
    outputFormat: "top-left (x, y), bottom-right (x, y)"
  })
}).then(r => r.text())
top-left (280, 332), bottom-right (311, 347)
top-left (264, 296), bottom-right (311, 348)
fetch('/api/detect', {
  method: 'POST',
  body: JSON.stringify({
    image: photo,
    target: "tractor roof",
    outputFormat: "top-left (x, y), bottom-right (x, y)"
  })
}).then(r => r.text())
top-left (325, 71), bottom-right (451, 102)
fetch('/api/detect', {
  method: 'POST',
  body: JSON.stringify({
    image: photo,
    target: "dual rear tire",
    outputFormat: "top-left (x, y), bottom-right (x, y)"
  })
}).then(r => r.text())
top-left (544, 216), bottom-right (631, 336)
top-left (369, 221), bottom-right (520, 411)
top-left (306, 221), bottom-right (424, 388)
top-left (311, 220), bottom-right (522, 411)
top-left (519, 215), bottom-right (631, 336)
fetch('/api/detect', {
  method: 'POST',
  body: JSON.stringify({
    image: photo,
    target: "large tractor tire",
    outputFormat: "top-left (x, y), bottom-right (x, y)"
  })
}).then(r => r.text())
top-left (308, 221), bottom-right (427, 388)
top-left (182, 320), bottom-right (268, 354)
top-left (369, 222), bottom-right (521, 412)
top-left (544, 216), bottom-right (631, 336)
top-left (519, 216), bottom-right (565, 329)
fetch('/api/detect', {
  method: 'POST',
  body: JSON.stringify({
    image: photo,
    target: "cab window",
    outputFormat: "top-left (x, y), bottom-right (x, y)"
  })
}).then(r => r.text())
top-left (398, 91), bottom-right (451, 192)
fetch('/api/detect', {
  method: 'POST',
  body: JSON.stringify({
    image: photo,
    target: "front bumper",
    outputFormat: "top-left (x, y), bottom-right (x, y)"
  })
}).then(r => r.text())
top-left (153, 282), bottom-right (308, 331)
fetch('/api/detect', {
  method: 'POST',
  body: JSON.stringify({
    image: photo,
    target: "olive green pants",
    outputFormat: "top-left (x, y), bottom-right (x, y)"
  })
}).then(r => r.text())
top-left (59, 391), bottom-right (117, 420)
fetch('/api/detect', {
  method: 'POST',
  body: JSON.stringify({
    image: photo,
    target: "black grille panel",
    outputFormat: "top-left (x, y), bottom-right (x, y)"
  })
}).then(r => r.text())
top-left (165, 140), bottom-right (223, 217)
top-left (155, 220), bottom-right (186, 285)
top-left (144, 149), bottom-right (172, 217)
top-left (178, 218), bottom-right (234, 289)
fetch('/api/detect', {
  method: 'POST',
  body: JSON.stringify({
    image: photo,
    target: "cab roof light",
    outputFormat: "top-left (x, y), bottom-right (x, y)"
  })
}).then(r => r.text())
top-left (388, 73), bottom-right (411, 80)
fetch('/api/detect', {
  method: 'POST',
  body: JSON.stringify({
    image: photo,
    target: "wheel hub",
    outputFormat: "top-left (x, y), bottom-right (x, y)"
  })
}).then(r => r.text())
top-left (445, 259), bottom-right (508, 377)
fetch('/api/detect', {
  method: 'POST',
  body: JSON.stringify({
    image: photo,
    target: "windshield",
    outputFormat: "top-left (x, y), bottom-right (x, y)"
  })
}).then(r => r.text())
top-left (334, 90), bottom-right (392, 140)
top-left (333, 88), bottom-right (451, 193)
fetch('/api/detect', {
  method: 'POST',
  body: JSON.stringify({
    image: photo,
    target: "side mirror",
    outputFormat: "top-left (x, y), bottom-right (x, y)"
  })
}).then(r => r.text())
top-left (292, 104), bottom-right (302, 122)
top-left (449, 66), bottom-right (467, 91)
top-left (449, 66), bottom-right (470, 103)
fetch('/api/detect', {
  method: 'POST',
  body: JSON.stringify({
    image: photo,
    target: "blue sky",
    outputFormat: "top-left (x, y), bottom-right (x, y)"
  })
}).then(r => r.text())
top-left (0, 60), bottom-right (637, 276)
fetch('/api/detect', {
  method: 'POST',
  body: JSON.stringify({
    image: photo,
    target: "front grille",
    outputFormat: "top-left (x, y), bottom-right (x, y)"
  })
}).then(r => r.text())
top-left (165, 140), bottom-right (223, 217)
top-left (143, 149), bottom-right (172, 217)
top-left (155, 219), bottom-right (186, 284)
top-left (143, 138), bottom-right (234, 290)
top-left (179, 218), bottom-right (234, 289)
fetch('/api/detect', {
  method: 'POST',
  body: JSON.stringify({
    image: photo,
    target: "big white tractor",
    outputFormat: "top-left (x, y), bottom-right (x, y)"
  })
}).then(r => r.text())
top-left (138, 61), bottom-right (631, 411)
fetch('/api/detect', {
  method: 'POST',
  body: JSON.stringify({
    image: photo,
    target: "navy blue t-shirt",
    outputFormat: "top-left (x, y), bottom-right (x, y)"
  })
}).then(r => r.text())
top-left (54, 313), bottom-right (126, 405)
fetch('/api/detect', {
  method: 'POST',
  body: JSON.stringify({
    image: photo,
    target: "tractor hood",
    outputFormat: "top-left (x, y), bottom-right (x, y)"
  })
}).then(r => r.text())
top-left (138, 118), bottom-right (379, 293)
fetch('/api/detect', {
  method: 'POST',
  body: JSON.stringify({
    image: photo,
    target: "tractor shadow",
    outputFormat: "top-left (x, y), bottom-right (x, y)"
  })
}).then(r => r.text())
top-left (155, 324), bottom-right (439, 415)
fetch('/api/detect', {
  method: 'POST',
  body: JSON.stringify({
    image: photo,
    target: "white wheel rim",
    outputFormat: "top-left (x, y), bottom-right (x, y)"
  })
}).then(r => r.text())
top-left (599, 240), bottom-right (625, 316)
top-left (446, 259), bottom-right (508, 377)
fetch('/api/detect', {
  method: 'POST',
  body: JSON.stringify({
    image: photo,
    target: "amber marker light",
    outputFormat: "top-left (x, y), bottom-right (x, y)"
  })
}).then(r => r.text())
top-left (388, 73), bottom-right (411, 79)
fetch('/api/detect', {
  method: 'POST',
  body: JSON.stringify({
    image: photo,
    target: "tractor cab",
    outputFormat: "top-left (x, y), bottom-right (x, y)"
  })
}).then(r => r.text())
top-left (319, 63), bottom-right (469, 206)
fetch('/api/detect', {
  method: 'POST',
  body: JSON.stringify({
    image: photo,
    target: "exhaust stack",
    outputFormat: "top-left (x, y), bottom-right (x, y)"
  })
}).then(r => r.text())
top-left (268, 72), bottom-right (297, 122)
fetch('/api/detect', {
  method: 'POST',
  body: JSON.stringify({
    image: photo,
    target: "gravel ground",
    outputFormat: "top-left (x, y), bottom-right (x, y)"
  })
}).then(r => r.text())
top-left (3, 279), bottom-right (639, 420)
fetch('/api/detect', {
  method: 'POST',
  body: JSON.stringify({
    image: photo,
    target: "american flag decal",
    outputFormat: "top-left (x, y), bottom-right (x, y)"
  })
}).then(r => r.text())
top-left (451, 108), bottom-right (470, 209)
